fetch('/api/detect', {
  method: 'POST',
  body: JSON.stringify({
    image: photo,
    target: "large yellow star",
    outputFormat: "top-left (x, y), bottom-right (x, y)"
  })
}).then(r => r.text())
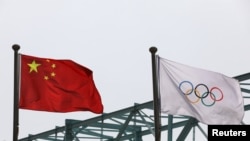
top-left (28, 60), bottom-right (41, 73)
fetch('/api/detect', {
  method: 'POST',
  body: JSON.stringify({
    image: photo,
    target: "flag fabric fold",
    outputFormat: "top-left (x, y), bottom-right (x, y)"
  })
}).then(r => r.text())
top-left (158, 56), bottom-right (244, 124)
top-left (19, 54), bottom-right (103, 114)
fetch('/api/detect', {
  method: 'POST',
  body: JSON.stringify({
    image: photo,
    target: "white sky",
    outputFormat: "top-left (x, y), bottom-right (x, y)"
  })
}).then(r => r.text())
top-left (1, 0), bottom-right (250, 140)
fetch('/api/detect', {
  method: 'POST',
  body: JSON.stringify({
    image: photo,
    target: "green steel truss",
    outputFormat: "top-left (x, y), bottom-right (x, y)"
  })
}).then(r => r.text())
top-left (18, 73), bottom-right (250, 141)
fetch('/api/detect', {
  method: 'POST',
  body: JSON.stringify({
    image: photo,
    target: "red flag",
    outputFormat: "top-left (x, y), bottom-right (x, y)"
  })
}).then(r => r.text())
top-left (19, 54), bottom-right (103, 114)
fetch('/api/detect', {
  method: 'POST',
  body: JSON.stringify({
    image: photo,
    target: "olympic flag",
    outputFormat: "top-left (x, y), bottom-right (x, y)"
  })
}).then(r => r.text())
top-left (158, 56), bottom-right (244, 125)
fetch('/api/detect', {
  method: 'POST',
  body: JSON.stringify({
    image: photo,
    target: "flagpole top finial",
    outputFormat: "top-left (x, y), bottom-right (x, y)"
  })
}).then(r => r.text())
top-left (149, 46), bottom-right (157, 54)
top-left (12, 44), bottom-right (20, 51)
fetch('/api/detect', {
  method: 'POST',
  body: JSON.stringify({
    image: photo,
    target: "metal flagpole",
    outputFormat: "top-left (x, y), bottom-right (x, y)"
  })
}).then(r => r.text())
top-left (149, 47), bottom-right (161, 141)
top-left (12, 44), bottom-right (20, 141)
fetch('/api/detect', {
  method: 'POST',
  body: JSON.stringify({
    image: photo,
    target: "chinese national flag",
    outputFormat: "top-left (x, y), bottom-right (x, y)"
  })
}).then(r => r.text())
top-left (19, 54), bottom-right (103, 114)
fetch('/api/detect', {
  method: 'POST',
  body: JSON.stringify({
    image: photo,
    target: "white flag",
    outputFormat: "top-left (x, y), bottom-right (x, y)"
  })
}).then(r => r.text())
top-left (158, 56), bottom-right (244, 125)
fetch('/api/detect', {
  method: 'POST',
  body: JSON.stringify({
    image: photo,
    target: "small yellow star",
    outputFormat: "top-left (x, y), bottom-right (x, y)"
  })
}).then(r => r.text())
top-left (51, 64), bottom-right (56, 69)
top-left (44, 75), bottom-right (49, 80)
top-left (28, 60), bottom-right (41, 73)
top-left (51, 72), bottom-right (56, 77)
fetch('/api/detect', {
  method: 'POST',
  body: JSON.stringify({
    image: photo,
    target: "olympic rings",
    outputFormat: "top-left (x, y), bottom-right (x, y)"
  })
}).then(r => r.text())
top-left (179, 81), bottom-right (193, 95)
top-left (178, 81), bottom-right (224, 107)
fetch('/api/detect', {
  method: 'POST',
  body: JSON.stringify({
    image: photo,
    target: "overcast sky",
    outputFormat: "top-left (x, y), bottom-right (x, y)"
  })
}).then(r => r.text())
top-left (1, 0), bottom-right (250, 140)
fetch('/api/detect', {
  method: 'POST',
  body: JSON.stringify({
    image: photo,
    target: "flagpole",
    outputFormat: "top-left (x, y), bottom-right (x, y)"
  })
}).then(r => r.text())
top-left (12, 44), bottom-right (20, 141)
top-left (149, 47), bottom-right (161, 141)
